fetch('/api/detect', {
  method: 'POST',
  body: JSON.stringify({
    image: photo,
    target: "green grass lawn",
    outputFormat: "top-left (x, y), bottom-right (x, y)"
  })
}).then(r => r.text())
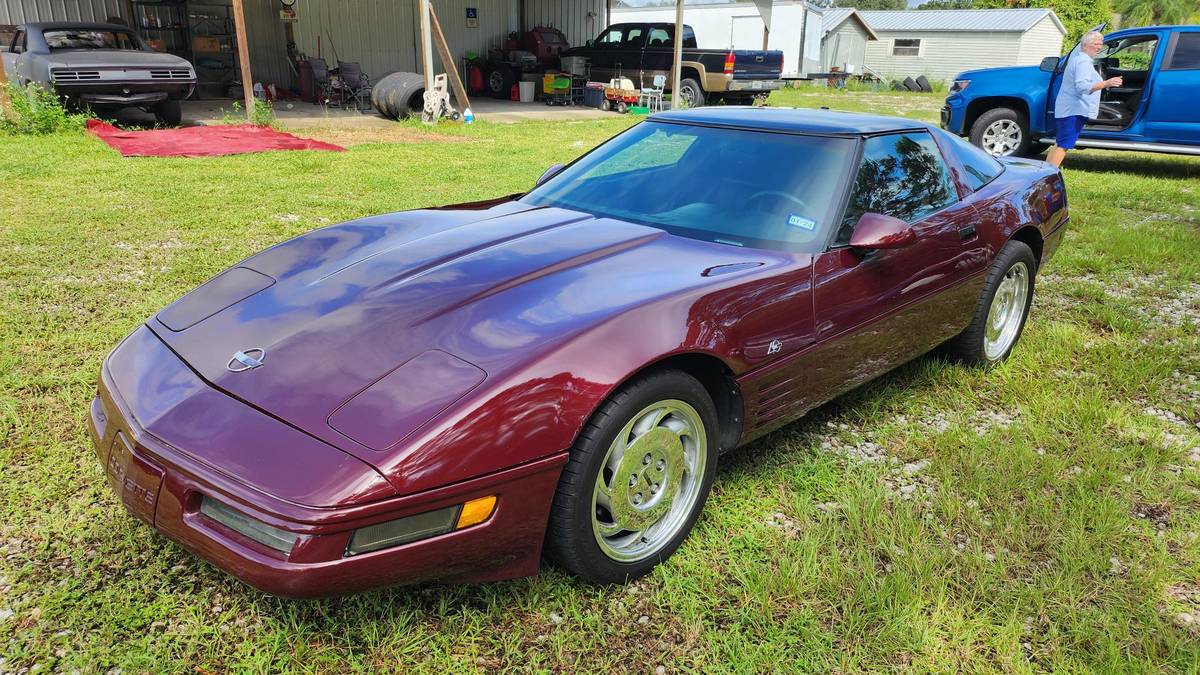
top-left (1, 90), bottom-right (1198, 672)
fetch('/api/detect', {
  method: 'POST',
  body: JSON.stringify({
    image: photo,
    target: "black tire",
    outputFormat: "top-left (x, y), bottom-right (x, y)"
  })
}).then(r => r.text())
top-left (915, 75), bottom-right (933, 93)
top-left (902, 77), bottom-right (919, 93)
top-left (153, 99), bottom-right (182, 126)
top-left (544, 370), bottom-right (720, 584)
top-left (371, 72), bottom-right (425, 119)
top-left (600, 98), bottom-right (611, 112)
top-left (616, 101), bottom-right (628, 114)
top-left (485, 63), bottom-right (517, 99)
top-left (969, 106), bottom-right (1032, 158)
top-left (890, 80), bottom-right (906, 91)
top-left (676, 77), bottom-right (704, 109)
top-left (944, 240), bottom-right (1037, 367)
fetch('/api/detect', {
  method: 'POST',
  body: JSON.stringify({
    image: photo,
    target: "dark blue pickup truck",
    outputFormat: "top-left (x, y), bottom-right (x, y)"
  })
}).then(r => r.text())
top-left (941, 24), bottom-right (1200, 157)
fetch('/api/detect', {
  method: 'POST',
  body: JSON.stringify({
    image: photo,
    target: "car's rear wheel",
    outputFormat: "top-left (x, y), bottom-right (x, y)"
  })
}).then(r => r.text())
top-left (970, 107), bottom-right (1030, 157)
top-left (945, 240), bottom-right (1036, 366)
top-left (154, 99), bottom-right (182, 126)
top-left (545, 370), bottom-right (718, 583)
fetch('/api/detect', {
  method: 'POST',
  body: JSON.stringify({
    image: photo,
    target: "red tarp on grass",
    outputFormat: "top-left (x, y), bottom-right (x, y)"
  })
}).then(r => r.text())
top-left (86, 120), bottom-right (345, 157)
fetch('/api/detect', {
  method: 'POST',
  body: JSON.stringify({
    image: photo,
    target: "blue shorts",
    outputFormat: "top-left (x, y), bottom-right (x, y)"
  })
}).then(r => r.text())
top-left (1054, 115), bottom-right (1087, 149)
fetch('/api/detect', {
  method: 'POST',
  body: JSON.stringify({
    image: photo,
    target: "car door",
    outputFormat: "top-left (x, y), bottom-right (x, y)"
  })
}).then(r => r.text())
top-left (587, 26), bottom-right (625, 84)
top-left (1143, 30), bottom-right (1200, 144)
top-left (1088, 32), bottom-right (1161, 130)
top-left (801, 131), bottom-right (987, 408)
top-left (613, 25), bottom-right (646, 84)
top-left (3, 29), bottom-right (25, 84)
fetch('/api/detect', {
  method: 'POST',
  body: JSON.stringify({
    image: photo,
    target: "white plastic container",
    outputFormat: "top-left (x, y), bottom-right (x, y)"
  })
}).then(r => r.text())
top-left (518, 81), bottom-right (535, 103)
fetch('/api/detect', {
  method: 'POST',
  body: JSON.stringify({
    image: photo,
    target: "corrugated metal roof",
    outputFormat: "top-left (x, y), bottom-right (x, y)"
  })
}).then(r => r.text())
top-left (817, 7), bottom-right (879, 40)
top-left (858, 8), bottom-right (1064, 34)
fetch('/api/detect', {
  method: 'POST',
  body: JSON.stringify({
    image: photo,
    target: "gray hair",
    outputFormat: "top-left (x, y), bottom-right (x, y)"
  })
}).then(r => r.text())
top-left (1082, 31), bottom-right (1103, 46)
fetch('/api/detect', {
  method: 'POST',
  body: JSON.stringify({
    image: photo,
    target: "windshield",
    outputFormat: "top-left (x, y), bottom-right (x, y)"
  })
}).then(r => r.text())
top-left (44, 29), bottom-right (143, 51)
top-left (520, 121), bottom-right (856, 252)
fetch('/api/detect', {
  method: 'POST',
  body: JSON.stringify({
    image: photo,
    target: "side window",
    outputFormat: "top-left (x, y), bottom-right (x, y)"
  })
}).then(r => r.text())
top-left (12, 29), bottom-right (24, 54)
top-left (1167, 33), bottom-right (1200, 70)
top-left (682, 27), bottom-right (697, 49)
top-left (623, 28), bottom-right (644, 48)
top-left (596, 28), bottom-right (623, 48)
top-left (893, 38), bottom-right (920, 57)
top-left (1098, 35), bottom-right (1158, 72)
top-left (836, 132), bottom-right (959, 245)
top-left (936, 128), bottom-right (1004, 191)
top-left (647, 28), bottom-right (670, 48)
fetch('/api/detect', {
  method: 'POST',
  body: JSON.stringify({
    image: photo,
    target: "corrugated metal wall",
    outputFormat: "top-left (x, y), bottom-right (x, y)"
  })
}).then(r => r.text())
top-left (0, 0), bottom-right (127, 24)
top-left (289, 0), bottom-right (518, 81)
top-left (523, 0), bottom-right (606, 48)
top-left (241, 0), bottom-right (290, 88)
top-left (2, 0), bottom-right (609, 90)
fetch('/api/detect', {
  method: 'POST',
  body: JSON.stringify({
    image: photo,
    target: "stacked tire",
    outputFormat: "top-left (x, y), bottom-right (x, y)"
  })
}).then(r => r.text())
top-left (371, 72), bottom-right (426, 120)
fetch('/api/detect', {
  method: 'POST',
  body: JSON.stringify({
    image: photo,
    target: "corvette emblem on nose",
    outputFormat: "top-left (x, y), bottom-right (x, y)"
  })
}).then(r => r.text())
top-left (227, 348), bottom-right (266, 372)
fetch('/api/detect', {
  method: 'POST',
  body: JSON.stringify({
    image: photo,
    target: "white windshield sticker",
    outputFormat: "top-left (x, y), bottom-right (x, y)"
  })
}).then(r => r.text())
top-left (787, 213), bottom-right (816, 231)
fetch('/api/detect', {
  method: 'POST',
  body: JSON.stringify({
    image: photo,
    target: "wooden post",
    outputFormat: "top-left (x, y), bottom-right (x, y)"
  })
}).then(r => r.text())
top-left (671, 0), bottom-right (684, 109)
top-left (428, 5), bottom-right (471, 114)
top-left (231, 0), bottom-right (255, 120)
top-left (418, 0), bottom-right (435, 94)
top-left (0, 52), bottom-right (10, 117)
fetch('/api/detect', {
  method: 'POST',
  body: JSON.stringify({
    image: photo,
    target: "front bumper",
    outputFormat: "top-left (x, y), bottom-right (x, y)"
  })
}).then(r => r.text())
top-left (941, 94), bottom-right (966, 134)
top-left (88, 330), bottom-right (567, 598)
top-left (54, 80), bottom-right (196, 105)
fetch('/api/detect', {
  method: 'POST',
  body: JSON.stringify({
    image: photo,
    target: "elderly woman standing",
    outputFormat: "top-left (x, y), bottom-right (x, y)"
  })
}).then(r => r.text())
top-left (1048, 31), bottom-right (1124, 167)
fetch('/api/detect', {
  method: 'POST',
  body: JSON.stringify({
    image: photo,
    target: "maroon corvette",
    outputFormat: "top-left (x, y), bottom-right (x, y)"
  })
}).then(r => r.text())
top-left (89, 108), bottom-right (1068, 597)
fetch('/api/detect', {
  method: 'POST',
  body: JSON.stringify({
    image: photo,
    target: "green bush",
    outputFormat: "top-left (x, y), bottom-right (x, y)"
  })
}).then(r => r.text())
top-left (220, 98), bottom-right (276, 127)
top-left (0, 82), bottom-right (92, 135)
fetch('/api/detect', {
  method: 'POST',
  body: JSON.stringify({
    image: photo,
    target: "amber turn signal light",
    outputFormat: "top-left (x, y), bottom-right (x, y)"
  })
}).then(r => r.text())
top-left (456, 495), bottom-right (496, 529)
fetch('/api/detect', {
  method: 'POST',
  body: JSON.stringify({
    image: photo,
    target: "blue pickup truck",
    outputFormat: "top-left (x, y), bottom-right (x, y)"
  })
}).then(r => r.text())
top-left (941, 24), bottom-right (1200, 157)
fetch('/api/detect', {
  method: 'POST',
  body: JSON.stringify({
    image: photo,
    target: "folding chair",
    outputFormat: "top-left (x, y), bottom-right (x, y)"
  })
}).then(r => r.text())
top-left (309, 57), bottom-right (335, 105)
top-left (336, 61), bottom-right (372, 111)
top-left (640, 74), bottom-right (666, 113)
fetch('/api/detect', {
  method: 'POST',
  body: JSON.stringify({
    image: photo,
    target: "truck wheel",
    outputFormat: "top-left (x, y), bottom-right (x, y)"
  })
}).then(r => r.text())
top-left (371, 72), bottom-right (425, 119)
top-left (154, 99), bottom-right (182, 126)
top-left (970, 107), bottom-right (1031, 158)
top-left (677, 78), bottom-right (704, 109)
top-left (486, 64), bottom-right (517, 99)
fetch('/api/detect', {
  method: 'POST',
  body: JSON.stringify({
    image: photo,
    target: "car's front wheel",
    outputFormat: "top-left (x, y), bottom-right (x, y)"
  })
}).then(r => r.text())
top-left (154, 99), bottom-right (182, 126)
top-left (946, 239), bottom-right (1036, 366)
top-left (544, 370), bottom-right (718, 583)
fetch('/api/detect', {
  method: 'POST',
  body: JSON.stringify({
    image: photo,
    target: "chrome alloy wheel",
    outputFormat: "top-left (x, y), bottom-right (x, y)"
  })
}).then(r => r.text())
top-left (984, 261), bottom-right (1030, 361)
top-left (591, 400), bottom-right (707, 562)
top-left (981, 119), bottom-right (1022, 156)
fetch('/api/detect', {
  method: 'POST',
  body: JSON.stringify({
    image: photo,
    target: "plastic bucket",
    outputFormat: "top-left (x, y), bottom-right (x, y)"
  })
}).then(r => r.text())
top-left (519, 81), bottom-right (535, 103)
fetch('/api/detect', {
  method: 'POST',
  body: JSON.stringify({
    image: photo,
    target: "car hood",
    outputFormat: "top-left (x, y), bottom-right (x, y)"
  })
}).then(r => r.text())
top-left (148, 201), bottom-right (766, 457)
top-left (50, 50), bottom-right (193, 68)
top-left (955, 64), bottom-right (1047, 83)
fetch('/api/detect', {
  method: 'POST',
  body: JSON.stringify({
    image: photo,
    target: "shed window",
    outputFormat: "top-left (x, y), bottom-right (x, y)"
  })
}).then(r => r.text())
top-left (893, 39), bottom-right (921, 56)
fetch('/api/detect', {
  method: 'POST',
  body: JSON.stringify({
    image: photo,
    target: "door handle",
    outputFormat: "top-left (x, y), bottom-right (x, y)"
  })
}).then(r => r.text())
top-left (958, 224), bottom-right (977, 239)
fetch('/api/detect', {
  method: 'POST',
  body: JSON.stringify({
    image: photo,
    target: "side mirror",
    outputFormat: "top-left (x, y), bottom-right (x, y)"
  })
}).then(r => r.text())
top-left (1039, 56), bottom-right (1060, 72)
top-left (849, 212), bottom-right (916, 250)
top-left (586, 39), bottom-right (594, 47)
top-left (535, 163), bottom-right (565, 187)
